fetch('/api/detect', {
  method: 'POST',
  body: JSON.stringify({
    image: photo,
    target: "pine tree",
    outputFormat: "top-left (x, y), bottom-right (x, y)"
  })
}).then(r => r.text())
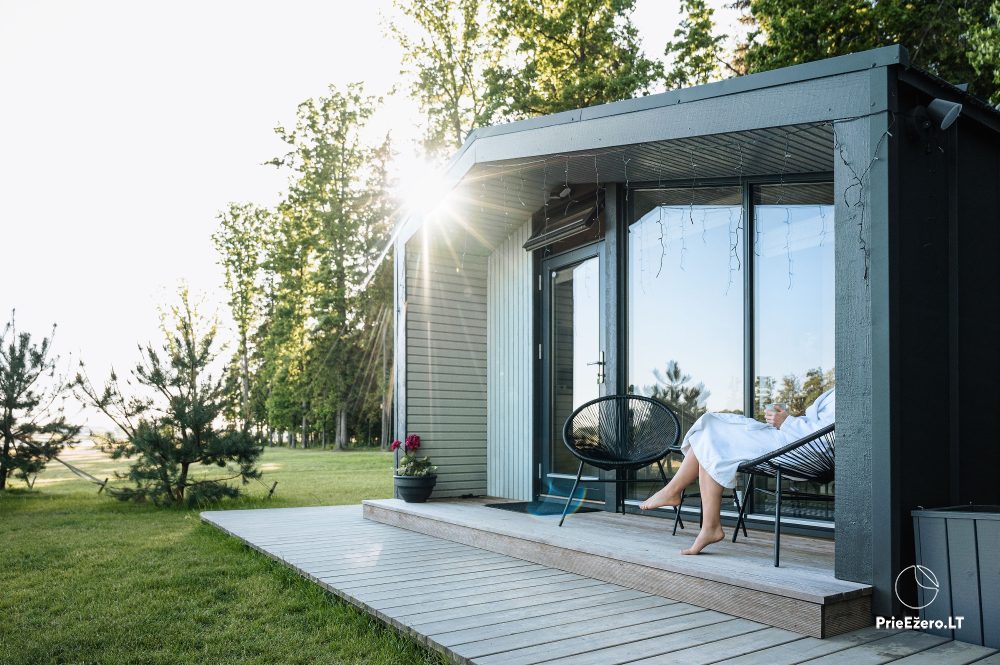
top-left (0, 313), bottom-right (79, 490)
top-left (75, 290), bottom-right (262, 506)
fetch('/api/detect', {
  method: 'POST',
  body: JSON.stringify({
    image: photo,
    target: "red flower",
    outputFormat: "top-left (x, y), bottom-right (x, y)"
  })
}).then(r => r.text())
top-left (405, 434), bottom-right (421, 452)
top-left (390, 439), bottom-right (401, 451)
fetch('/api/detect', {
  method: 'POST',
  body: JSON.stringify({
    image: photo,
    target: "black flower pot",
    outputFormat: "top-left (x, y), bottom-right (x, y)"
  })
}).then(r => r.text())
top-left (394, 475), bottom-right (437, 503)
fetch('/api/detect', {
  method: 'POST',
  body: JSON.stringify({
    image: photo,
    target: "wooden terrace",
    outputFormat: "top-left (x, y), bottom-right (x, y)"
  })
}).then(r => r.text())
top-left (202, 503), bottom-right (1000, 664)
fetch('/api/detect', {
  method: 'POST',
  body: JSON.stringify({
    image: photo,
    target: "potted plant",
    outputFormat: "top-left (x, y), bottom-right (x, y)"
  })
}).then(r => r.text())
top-left (392, 434), bottom-right (437, 503)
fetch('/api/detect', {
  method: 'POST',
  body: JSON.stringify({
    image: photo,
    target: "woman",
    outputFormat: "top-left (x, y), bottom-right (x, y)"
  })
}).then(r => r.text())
top-left (640, 388), bottom-right (835, 555)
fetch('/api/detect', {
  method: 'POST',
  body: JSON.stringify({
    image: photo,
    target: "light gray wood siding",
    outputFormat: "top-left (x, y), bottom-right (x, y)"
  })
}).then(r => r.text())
top-left (405, 243), bottom-right (488, 497)
top-left (487, 220), bottom-right (533, 500)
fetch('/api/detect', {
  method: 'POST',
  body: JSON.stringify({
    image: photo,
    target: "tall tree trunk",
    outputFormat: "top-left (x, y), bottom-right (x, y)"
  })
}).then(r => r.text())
top-left (177, 461), bottom-right (190, 502)
top-left (240, 331), bottom-right (250, 430)
top-left (0, 437), bottom-right (10, 490)
top-left (301, 407), bottom-right (308, 450)
top-left (335, 408), bottom-right (348, 450)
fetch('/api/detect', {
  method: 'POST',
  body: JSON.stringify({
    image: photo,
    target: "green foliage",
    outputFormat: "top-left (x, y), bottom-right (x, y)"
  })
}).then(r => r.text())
top-left (75, 289), bottom-right (263, 507)
top-left (389, 0), bottom-right (499, 157)
top-left (664, 0), bottom-right (729, 89)
top-left (0, 312), bottom-right (79, 489)
top-left (964, 1), bottom-right (1000, 104)
top-left (255, 83), bottom-right (395, 449)
top-left (485, 0), bottom-right (662, 118)
top-left (212, 202), bottom-right (272, 430)
top-left (736, 0), bottom-right (1000, 103)
top-left (395, 454), bottom-right (438, 477)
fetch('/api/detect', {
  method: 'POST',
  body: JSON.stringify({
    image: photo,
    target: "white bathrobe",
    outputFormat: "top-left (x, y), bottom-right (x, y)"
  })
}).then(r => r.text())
top-left (680, 388), bottom-right (835, 488)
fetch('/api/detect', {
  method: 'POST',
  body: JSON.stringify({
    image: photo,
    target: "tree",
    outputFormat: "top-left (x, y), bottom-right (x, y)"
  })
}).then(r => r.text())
top-left (212, 202), bottom-right (271, 430)
top-left (485, 0), bottom-right (663, 119)
top-left (964, 1), bottom-right (1000, 104)
top-left (663, 0), bottom-right (730, 89)
top-left (389, 0), bottom-right (499, 157)
top-left (646, 360), bottom-right (710, 432)
top-left (735, 0), bottom-right (1000, 103)
top-left (0, 313), bottom-right (79, 489)
top-left (75, 290), bottom-right (262, 506)
top-left (263, 83), bottom-right (394, 449)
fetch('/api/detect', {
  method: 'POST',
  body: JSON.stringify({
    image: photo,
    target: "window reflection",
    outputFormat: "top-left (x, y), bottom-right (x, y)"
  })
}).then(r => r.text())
top-left (752, 182), bottom-right (835, 520)
top-left (627, 187), bottom-right (744, 501)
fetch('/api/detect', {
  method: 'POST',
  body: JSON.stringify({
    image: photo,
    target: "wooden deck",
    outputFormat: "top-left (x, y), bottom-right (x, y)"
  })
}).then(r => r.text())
top-left (363, 498), bottom-right (868, 637)
top-left (202, 505), bottom-right (998, 665)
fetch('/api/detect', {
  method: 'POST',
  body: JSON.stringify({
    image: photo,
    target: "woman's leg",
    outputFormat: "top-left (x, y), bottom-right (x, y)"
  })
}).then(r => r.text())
top-left (639, 450), bottom-right (700, 510)
top-left (681, 467), bottom-right (726, 555)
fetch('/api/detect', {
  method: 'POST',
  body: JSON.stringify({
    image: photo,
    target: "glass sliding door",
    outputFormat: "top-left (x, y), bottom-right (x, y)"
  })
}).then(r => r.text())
top-left (751, 182), bottom-right (835, 520)
top-left (626, 187), bottom-right (745, 502)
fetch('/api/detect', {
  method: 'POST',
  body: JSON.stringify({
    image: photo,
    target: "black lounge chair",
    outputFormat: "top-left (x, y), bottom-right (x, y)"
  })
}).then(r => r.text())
top-left (732, 423), bottom-right (836, 566)
top-left (559, 395), bottom-right (681, 526)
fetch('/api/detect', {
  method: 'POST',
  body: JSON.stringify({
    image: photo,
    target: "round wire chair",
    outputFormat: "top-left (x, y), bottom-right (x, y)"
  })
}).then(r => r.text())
top-left (558, 394), bottom-right (681, 525)
top-left (733, 423), bottom-right (835, 566)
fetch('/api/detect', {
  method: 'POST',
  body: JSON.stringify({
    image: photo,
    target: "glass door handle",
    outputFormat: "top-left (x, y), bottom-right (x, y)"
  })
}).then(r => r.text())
top-left (587, 351), bottom-right (606, 384)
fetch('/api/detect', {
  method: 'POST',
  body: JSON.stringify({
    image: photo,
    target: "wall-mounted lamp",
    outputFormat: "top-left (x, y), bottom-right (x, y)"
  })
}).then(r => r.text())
top-left (927, 98), bottom-right (963, 130)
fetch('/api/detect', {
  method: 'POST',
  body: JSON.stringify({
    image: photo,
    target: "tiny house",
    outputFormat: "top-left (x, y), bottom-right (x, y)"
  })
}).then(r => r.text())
top-left (391, 46), bottom-right (1000, 617)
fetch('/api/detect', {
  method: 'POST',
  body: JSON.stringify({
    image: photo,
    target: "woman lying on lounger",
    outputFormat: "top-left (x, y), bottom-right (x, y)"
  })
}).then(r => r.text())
top-left (639, 388), bottom-right (835, 555)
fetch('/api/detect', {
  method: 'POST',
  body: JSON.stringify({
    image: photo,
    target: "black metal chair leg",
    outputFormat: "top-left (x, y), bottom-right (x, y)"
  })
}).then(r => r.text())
top-left (655, 461), bottom-right (684, 532)
top-left (731, 488), bottom-right (749, 540)
top-left (732, 473), bottom-right (753, 543)
top-left (672, 488), bottom-right (686, 535)
top-left (773, 466), bottom-right (782, 567)
top-left (559, 462), bottom-right (584, 527)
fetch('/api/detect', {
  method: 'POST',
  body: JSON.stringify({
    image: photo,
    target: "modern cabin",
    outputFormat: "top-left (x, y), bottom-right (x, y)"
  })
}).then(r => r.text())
top-left (390, 45), bottom-right (1000, 620)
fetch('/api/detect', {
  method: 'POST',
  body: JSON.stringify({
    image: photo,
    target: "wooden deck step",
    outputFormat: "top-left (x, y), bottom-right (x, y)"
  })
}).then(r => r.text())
top-left (363, 497), bottom-right (871, 638)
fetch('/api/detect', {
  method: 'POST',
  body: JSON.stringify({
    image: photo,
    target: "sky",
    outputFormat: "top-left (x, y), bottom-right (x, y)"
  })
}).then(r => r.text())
top-left (0, 0), bottom-right (740, 430)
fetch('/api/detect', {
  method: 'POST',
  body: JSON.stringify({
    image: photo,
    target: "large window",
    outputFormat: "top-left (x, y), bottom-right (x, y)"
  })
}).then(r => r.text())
top-left (626, 181), bottom-right (835, 521)
top-left (752, 183), bottom-right (835, 520)
top-left (627, 187), bottom-right (745, 501)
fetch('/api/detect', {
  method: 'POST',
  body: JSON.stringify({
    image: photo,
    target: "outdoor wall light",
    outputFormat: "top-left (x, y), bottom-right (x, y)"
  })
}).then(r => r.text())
top-left (927, 98), bottom-right (963, 130)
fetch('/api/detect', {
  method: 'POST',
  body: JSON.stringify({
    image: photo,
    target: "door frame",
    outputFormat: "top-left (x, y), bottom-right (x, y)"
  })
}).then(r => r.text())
top-left (536, 241), bottom-right (611, 507)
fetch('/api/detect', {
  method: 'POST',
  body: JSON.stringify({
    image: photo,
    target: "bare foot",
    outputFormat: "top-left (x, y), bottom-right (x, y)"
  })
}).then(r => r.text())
top-left (639, 486), bottom-right (681, 510)
top-left (680, 526), bottom-right (725, 555)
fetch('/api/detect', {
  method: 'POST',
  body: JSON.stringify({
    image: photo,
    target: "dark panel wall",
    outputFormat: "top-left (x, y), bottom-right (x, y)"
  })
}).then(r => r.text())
top-left (955, 121), bottom-right (1000, 504)
top-left (883, 77), bottom-right (1000, 615)
top-left (886, 80), bottom-right (955, 614)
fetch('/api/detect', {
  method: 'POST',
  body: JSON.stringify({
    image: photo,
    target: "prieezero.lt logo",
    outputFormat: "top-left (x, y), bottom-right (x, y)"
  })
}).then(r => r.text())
top-left (895, 564), bottom-right (939, 610)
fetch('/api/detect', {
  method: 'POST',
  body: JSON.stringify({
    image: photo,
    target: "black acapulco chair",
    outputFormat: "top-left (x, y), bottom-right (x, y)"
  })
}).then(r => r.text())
top-left (732, 423), bottom-right (836, 567)
top-left (559, 394), bottom-right (681, 526)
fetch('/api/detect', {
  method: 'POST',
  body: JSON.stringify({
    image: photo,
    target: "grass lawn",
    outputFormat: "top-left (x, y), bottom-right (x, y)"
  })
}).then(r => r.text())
top-left (0, 443), bottom-right (447, 664)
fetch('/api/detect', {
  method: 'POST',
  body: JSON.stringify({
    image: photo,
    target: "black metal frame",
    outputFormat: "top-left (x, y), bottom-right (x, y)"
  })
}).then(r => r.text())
top-left (732, 424), bottom-right (836, 566)
top-left (559, 394), bottom-right (682, 526)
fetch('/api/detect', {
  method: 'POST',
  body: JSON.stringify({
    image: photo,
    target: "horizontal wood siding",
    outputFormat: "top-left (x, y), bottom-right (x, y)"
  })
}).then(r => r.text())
top-left (487, 220), bottom-right (533, 500)
top-left (406, 244), bottom-right (488, 497)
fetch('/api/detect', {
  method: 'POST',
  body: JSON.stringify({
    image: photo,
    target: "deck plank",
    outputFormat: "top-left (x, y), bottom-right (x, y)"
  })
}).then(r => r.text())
top-left (627, 626), bottom-right (805, 664)
top-left (432, 594), bottom-right (673, 647)
top-left (798, 631), bottom-right (950, 664)
top-left (453, 601), bottom-right (705, 658)
top-left (712, 627), bottom-right (903, 664)
top-left (887, 640), bottom-right (998, 665)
